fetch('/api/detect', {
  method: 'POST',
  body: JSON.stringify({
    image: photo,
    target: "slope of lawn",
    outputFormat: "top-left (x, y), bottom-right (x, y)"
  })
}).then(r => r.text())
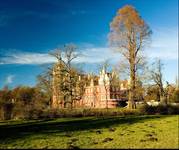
top-left (0, 115), bottom-right (178, 149)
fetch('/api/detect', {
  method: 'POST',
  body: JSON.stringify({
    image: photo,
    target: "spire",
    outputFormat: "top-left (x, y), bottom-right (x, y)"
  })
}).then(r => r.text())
top-left (102, 66), bottom-right (106, 74)
top-left (78, 75), bottom-right (81, 81)
top-left (90, 78), bottom-right (94, 86)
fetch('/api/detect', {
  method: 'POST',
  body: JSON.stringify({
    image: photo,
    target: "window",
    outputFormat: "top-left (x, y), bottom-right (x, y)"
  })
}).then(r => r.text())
top-left (116, 95), bottom-right (119, 99)
top-left (101, 95), bottom-right (104, 100)
top-left (113, 87), bottom-right (115, 92)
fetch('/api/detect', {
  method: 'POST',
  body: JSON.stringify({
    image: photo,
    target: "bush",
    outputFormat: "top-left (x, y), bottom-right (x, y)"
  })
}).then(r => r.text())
top-left (138, 104), bottom-right (156, 115)
top-left (138, 103), bottom-right (179, 115)
top-left (167, 104), bottom-right (179, 114)
top-left (155, 104), bottom-right (168, 115)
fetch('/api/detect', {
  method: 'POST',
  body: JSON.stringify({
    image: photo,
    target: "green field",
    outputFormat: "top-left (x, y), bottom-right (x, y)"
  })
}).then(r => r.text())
top-left (0, 115), bottom-right (178, 149)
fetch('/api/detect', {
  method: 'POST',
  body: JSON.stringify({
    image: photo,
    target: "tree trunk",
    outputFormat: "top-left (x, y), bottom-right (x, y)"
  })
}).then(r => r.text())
top-left (106, 95), bottom-right (108, 109)
top-left (128, 86), bottom-right (136, 109)
top-left (69, 95), bottom-right (73, 109)
top-left (105, 87), bottom-right (108, 109)
top-left (128, 55), bottom-right (136, 109)
top-left (159, 86), bottom-right (167, 105)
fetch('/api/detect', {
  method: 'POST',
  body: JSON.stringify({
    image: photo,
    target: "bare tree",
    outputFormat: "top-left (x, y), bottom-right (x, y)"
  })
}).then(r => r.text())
top-left (151, 59), bottom-right (167, 104)
top-left (109, 5), bottom-right (152, 109)
top-left (110, 67), bottom-right (120, 87)
top-left (36, 66), bottom-right (53, 107)
top-left (50, 44), bottom-right (84, 109)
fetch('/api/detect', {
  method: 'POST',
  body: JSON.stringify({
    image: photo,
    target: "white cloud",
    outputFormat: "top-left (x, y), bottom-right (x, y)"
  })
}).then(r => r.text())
top-left (0, 52), bottom-right (57, 65)
top-left (147, 49), bottom-right (177, 60)
top-left (5, 75), bottom-right (15, 84)
top-left (0, 48), bottom-right (120, 65)
top-left (76, 47), bottom-right (120, 64)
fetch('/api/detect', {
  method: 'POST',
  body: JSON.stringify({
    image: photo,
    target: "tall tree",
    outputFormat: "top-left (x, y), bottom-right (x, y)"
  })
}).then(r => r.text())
top-left (109, 5), bottom-right (152, 109)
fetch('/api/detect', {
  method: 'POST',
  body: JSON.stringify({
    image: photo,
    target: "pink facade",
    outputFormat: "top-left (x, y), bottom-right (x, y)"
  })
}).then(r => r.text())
top-left (52, 66), bottom-right (129, 109)
top-left (72, 84), bottom-right (128, 108)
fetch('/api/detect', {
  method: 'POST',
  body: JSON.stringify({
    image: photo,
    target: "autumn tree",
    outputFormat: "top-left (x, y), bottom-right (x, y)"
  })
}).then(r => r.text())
top-left (109, 5), bottom-right (152, 109)
top-left (171, 89), bottom-right (179, 103)
top-left (0, 86), bottom-right (13, 120)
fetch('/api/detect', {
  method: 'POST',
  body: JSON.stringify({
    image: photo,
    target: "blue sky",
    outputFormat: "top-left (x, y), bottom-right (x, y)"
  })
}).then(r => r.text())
top-left (0, 0), bottom-right (178, 88)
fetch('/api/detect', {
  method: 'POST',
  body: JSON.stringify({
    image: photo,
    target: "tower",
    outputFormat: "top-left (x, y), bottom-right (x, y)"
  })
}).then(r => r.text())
top-left (51, 63), bottom-right (63, 109)
top-left (98, 67), bottom-right (110, 86)
top-left (52, 65), bottom-right (59, 108)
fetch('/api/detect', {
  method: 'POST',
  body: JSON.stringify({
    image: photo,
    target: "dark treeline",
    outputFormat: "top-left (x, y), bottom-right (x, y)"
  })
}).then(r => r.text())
top-left (0, 85), bottom-right (49, 120)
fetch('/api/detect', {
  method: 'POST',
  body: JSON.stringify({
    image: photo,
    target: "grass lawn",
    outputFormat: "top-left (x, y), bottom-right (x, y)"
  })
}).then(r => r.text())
top-left (0, 115), bottom-right (178, 149)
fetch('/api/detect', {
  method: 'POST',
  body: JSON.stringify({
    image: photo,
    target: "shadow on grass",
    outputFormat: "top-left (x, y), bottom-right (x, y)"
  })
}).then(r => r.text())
top-left (0, 115), bottom-right (168, 142)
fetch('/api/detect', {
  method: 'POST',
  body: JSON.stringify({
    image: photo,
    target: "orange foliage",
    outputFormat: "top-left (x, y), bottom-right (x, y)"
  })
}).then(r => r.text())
top-left (110, 5), bottom-right (145, 32)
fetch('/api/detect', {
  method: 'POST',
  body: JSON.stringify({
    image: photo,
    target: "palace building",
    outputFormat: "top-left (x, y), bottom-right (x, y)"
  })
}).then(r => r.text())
top-left (52, 64), bottom-right (130, 109)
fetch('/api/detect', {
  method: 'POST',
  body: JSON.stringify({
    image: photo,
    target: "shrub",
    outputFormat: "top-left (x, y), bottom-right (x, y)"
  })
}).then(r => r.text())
top-left (155, 104), bottom-right (168, 115)
top-left (138, 104), bottom-right (156, 115)
top-left (167, 104), bottom-right (179, 114)
top-left (138, 103), bottom-right (179, 115)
